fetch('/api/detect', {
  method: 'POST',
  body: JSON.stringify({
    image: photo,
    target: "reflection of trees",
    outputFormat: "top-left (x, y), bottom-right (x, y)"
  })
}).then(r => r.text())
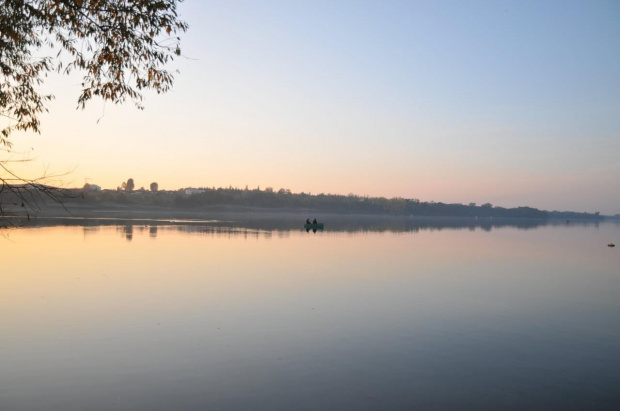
top-left (123, 225), bottom-right (133, 241)
top-left (82, 226), bottom-right (100, 240)
top-left (165, 225), bottom-right (273, 239)
top-left (107, 223), bottom-right (275, 240)
top-left (82, 226), bottom-right (100, 234)
top-left (12, 215), bottom-right (617, 238)
top-left (115, 224), bottom-right (136, 241)
top-left (225, 216), bottom-right (555, 233)
top-left (117, 224), bottom-right (162, 240)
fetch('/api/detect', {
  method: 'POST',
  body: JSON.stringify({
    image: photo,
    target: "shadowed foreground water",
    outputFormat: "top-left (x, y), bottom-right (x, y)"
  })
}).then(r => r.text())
top-left (2, 220), bottom-right (619, 410)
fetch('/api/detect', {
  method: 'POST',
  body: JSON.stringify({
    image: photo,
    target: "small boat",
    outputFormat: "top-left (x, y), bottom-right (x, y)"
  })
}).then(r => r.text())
top-left (608, 243), bottom-right (615, 247)
top-left (304, 223), bottom-right (324, 230)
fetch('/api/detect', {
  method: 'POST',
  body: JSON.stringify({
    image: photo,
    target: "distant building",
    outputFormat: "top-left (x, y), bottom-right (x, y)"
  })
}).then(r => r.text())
top-left (84, 184), bottom-right (101, 191)
top-left (185, 188), bottom-right (205, 195)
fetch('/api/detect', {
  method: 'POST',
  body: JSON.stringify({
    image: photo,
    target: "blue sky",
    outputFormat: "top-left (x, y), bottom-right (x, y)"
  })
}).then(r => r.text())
top-left (10, 0), bottom-right (620, 214)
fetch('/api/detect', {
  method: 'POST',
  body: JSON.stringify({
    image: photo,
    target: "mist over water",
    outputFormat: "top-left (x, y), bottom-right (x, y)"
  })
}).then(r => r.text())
top-left (2, 220), bottom-right (619, 410)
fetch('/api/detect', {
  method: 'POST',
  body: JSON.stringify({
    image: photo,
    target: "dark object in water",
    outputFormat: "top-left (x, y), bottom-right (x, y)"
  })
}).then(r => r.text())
top-left (304, 223), bottom-right (324, 230)
top-left (608, 243), bottom-right (615, 247)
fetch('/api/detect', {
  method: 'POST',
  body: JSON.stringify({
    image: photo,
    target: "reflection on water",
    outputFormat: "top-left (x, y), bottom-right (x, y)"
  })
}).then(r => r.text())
top-left (115, 224), bottom-right (277, 241)
top-left (68, 215), bottom-right (617, 244)
top-left (13, 213), bottom-right (618, 235)
top-left (2, 221), bottom-right (619, 410)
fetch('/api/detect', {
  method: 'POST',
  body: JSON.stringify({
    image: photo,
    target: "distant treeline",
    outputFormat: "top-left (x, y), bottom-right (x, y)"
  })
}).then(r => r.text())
top-left (67, 186), bottom-right (606, 220)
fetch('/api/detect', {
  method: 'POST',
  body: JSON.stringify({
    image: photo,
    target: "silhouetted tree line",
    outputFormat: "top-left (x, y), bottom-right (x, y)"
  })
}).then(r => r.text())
top-left (67, 186), bottom-right (607, 220)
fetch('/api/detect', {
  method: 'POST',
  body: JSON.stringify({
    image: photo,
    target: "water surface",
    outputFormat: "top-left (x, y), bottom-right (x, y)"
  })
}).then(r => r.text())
top-left (2, 220), bottom-right (619, 410)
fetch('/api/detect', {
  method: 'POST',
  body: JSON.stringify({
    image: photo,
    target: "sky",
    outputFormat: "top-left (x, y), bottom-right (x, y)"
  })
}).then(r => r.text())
top-left (6, 0), bottom-right (620, 214)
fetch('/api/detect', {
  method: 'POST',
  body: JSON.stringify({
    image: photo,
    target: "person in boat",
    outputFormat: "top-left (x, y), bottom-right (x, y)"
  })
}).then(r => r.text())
top-left (312, 218), bottom-right (317, 224)
top-left (306, 218), bottom-right (311, 224)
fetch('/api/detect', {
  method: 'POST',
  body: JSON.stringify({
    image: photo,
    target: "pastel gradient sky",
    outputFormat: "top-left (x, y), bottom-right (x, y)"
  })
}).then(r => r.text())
top-left (8, 0), bottom-right (620, 214)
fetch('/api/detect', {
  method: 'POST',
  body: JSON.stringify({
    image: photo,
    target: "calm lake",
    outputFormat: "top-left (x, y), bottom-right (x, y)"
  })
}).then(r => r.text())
top-left (2, 218), bottom-right (619, 410)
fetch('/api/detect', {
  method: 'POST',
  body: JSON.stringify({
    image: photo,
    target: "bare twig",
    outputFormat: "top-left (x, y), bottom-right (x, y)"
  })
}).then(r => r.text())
top-left (0, 150), bottom-right (76, 226)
